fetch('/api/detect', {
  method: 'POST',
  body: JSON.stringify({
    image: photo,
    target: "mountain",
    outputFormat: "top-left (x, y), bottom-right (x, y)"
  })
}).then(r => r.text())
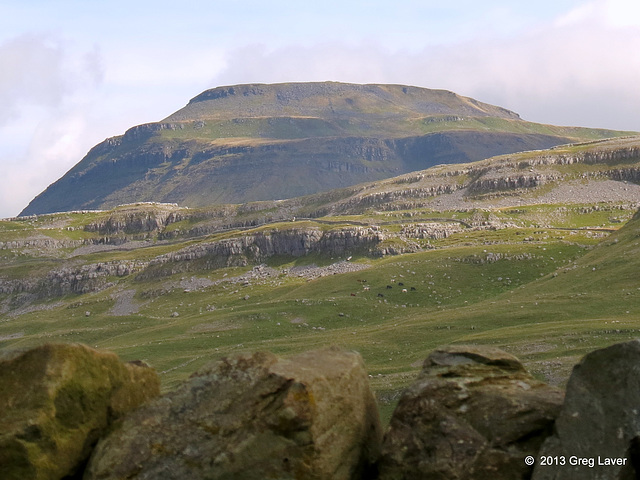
top-left (20, 82), bottom-right (635, 216)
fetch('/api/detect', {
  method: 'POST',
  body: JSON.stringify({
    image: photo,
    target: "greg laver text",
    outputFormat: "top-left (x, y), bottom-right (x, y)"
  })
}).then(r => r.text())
top-left (538, 455), bottom-right (628, 468)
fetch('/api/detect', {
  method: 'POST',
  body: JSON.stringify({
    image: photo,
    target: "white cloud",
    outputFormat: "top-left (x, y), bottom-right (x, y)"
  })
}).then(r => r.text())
top-left (211, 6), bottom-right (640, 132)
top-left (554, 2), bottom-right (598, 27)
top-left (0, 108), bottom-right (96, 218)
top-left (603, 0), bottom-right (640, 27)
top-left (0, 35), bottom-right (106, 218)
top-left (556, 0), bottom-right (640, 27)
top-left (104, 46), bottom-right (226, 89)
top-left (0, 35), bottom-right (67, 125)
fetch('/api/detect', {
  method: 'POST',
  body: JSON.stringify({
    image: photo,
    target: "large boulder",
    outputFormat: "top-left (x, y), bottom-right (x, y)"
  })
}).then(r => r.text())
top-left (533, 340), bottom-right (640, 480)
top-left (84, 346), bottom-right (382, 480)
top-left (377, 345), bottom-right (564, 480)
top-left (0, 343), bottom-right (160, 480)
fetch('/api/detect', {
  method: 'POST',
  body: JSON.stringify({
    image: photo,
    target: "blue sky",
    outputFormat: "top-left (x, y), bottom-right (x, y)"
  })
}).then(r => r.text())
top-left (1, 0), bottom-right (639, 217)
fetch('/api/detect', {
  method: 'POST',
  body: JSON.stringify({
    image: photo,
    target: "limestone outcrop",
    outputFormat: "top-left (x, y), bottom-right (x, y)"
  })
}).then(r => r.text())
top-left (1, 227), bottom-right (384, 297)
top-left (0, 343), bottom-right (160, 480)
top-left (377, 345), bottom-right (564, 480)
top-left (85, 347), bottom-right (382, 480)
top-left (83, 203), bottom-right (181, 235)
top-left (141, 226), bottom-right (385, 277)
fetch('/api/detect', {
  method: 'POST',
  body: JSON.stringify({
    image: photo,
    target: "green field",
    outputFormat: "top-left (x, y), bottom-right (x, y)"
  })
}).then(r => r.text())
top-left (2, 199), bottom-right (639, 423)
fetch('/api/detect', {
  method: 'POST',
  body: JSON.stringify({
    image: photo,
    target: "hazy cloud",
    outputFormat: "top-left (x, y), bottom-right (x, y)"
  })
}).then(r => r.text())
top-left (212, 2), bottom-right (640, 131)
top-left (0, 35), bottom-right (67, 125)
top-left (0, 35), bottom-right (105, 217)
top-left (0, 35), bottom-right (229, 218)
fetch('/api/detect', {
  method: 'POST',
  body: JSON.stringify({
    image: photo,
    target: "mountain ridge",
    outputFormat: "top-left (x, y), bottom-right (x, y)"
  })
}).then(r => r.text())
top-left (20, 82), bottom-right (636, 216)
top-left (166, 82), bottom-right (522, 122)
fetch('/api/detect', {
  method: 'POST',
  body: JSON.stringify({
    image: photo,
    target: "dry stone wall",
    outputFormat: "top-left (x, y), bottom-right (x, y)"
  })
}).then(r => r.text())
top-left (2, 342), bottom-right (640, 479)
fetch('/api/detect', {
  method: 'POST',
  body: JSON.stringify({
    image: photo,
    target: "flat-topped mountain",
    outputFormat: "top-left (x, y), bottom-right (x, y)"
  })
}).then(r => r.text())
top-left (21, 82), bottom-right (635, 216)
top-left (165, 82), bottom-right (521, 123)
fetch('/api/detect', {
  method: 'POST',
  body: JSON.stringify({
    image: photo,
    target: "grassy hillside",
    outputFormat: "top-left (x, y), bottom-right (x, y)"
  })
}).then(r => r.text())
top-left (3, 137), bottom-right (640, 422)
top-left (1, 205), bottom-right (637, 420)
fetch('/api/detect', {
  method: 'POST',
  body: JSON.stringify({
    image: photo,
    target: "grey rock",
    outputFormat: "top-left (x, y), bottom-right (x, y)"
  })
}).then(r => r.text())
top-left (85, 346), bottom-right (382, 480)
top-left (533, 340), bottom-right (640, 480)
top-left (378, 345), bottom-right (563, 480)
top-left (426, 344), bottom-right (526, 371)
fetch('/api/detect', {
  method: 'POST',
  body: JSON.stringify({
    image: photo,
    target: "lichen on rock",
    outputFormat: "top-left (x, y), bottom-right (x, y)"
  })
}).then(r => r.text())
top-left (377, 344), bottom-right (564, 480)
top-left (0, 343), bottom-right (160, 480)
top-left (84, 346), bottom-right (382, 480)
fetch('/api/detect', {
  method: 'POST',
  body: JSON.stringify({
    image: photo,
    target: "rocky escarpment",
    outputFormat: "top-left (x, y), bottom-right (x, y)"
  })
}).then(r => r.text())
top-left (0, 226), bottom-right (385, 299)
top-left (140, 226), bottom-right (386, 278)
top-left (5, 138), bottom-right (640, 310)
top-left (400, 222), bottom-right (463, 239)
top-left (4, 341), bottom-right (640, 479)
top-left (521, 143), bottom-right (640, 167)
top-left (466, 172), bottom-right (559, 193)
top-left (22, 129), bottom-right (575, 216)
top-left (12, 137), bottom-right (640, 245)
top-left (333, 184), bottom-right (463, 213)
top-left (0, 260), bottom-right (146, 299)
top-left (325, 139), bottom-right (640, 214)
top-left (83, 203), bottom-right (182, 235)
top-left (465, 139), bottom-right (640, 196)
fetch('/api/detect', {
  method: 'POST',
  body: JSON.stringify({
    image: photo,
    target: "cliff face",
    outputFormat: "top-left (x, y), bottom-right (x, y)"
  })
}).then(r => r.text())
top-left (20, 82), bottom-right (631, 216)
top-left (0, 260), bottom-right (145, 298)
top-left (20, 131), bottom-right (576, 216)
top-left (149, 226), bottom-right (384, 266)
top-left (83, 203), bottom-right (182, 235)
top-left (0, 226), bottom-right (386, 299)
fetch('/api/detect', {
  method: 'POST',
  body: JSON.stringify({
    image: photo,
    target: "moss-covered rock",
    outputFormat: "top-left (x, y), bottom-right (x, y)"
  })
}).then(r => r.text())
top-left (0, 343), bottom-right (160, 480)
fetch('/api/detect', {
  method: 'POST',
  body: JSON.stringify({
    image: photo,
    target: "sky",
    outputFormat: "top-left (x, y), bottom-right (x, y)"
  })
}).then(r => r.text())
top-left (1, 0), bottom-right (639, 218)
